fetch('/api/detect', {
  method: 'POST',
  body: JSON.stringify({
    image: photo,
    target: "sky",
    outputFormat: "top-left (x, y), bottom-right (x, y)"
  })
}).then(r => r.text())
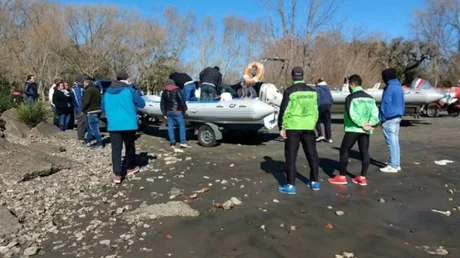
top-left (58, 0), bottom-right (426, 38)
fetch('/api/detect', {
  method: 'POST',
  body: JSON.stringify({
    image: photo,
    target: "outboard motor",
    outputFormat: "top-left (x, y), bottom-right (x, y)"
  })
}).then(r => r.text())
top-left (259, 83), bottom-right (283, 107)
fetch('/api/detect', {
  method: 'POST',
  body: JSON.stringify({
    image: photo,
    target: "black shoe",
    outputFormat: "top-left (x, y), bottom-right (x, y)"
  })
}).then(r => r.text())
top-left (170, 143), bottom-right (176, 148)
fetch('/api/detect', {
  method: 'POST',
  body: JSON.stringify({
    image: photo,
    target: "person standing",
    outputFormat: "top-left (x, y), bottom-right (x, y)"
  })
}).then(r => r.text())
top-left (49, 78), bottom-right (61, 126)
top-left (277, 67), bottom-right (320, 194)
top-left (82, 79), bottom-right (103, 148)
top-left (199, 66), bottom-right (222, 101)
top-left (379, 68), bottom-right (405, 173)
top-left (102, 71), bottom-right (146, 184)
top-left (161, 79), bottom-right (191, 148)
top-left (328, 75), bottom-right (380, 186)
top-left (315, 78), bottom-right (334, 143)
top-left (24, 75), bottom-right (38, 104)
top-left (52, 82), bottom-right (73, 131)
top-left (71, 75), bottom-right (87, 142)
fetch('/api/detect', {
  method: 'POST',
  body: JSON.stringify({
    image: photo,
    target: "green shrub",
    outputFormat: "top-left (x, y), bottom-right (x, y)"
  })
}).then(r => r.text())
top-left (0, 87), bottom-right (15, 113)
top-left (16, 101), bottom-right (49, 127)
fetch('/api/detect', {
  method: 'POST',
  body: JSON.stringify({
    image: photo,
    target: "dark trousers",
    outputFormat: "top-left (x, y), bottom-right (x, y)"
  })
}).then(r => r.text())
top-left (285, 130), bottom-right (319, 185)
top-left (110, 130), bottom-right (136, 176)
top-left (339, 132), bottom-right (370, 176)
top-left (315, 104), bottom-right (332, 139)
top-left (200, 83), bottom-right (217, 101)
top-left (75, 111), bottom-right (87, 141)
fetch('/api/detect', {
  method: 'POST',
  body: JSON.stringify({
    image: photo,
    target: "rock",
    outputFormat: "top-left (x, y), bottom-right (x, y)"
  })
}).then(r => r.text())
top-left (188, 194), bottom-right (198, 199)
top-left (327, 206), bottom-right (333, 209)
top-left (116, 207), bottom-right (124, 215)
top-left (0, 109), bottom-right (30, 138)
top-left (448, 189), bottom-right (454, 194)
top-left (33, 122), bottom-right (62, 138)
top-left (23, 246), bottom-right (39, 256)
top-left (123, 201), bottom-right (199, 222)
top-left (146, 178), bottom-right (155, 183)
top-left (222, 200), bottom-right (234, 210)
top-left (230, 197), bottom-right (242, 206)
top-left (0, 139), bottom-right (76, 187)
top-left (335, 211), bottom-right (345, 216)
top-left (99, 239), bottom-right (111, 246)
top-left (0, 207), bottom-right (22, 236)
top-left (290, 225), bottom-right (296, 231)
top-left (0, 246), bottom-right (9, 255)
top-left (343, 252), bottom-right (354, 258)
top-left (273, 199), bottom-right (280, 203)
top-left (169, 187), bottom-right (183, 196)
top-left (378, 198), bottom-right (386, 203)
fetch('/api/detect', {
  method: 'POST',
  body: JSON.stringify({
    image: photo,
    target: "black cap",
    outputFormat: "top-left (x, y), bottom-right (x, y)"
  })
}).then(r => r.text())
top-left (116, 71), bottom-right (129, 81)
top-left (382, 68), bottom-right (397, 83)
top-left (74, 74), bottom-right (85, 84)
top-left (167, 79), bottom-right (175, 85)
top-left (291, 67), bottom-right (304, 81)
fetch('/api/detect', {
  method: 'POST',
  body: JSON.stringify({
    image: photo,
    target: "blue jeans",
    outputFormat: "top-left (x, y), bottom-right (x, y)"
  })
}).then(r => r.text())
top-left (25, 96), bottom-right (36, 104)
top-left (183, 83), bottom-right (197, 101)
top-left (86, 113), bottom-right (103, 146)
top-left (167, 112), bottom-right (186, 144)
top-left (200, 83), bottom-right (217, 101)
top-left (382, 117), bottom-right (401, 168)
top-left (51, 105), bottom-right (59, 125)
top-left (58, 114), bottom-right (71, 131)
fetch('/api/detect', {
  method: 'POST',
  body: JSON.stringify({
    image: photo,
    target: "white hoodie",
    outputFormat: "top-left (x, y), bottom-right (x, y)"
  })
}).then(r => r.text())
top-left (49, 84), bottom-right (56, 106)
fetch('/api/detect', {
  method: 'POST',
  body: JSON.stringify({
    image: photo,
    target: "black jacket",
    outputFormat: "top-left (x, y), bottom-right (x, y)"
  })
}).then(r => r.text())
top-left (53, 89), bottom-right (72, 115)
top-left (199, 67), bottom-right (222, 89)
top-left (160, 84), bottom-right (188, 115)
top-left (82, 85), bottom-right (102, 114)
top-left (24, 81), bottom-right (38, 99)
top-left (169, 72), bottom-right (193, 89)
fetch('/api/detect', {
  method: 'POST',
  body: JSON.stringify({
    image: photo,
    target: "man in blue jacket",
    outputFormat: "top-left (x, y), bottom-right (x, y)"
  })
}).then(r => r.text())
top-left (102, 71), bottom-right (146, 184)
top-left (379, 68), bottom-right (405, 173)
top-left (71, 75), bottom-right (86, 141)
top-left (315, 78), bottom-right (334, 143)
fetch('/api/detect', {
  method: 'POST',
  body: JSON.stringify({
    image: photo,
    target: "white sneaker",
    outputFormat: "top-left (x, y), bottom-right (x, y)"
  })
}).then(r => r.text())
top-left (384, 162), bottom-right (401, 171)
top-left (316, 136), bottom-right (325, 142)
top-left (380, 165), bottom-right (399, 173)
top-left (326, 139), bottom-right (333, 143)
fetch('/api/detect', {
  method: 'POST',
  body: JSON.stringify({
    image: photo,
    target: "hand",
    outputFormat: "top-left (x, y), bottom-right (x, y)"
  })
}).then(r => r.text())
top-left (280, 130), bottom-right (287, 139)
top-left (362, 123), bottom-right (374, 131)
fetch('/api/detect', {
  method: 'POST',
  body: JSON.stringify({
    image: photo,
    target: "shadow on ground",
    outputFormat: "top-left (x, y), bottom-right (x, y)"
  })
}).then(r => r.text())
top-left (142, 124), bottom-right (279, 146)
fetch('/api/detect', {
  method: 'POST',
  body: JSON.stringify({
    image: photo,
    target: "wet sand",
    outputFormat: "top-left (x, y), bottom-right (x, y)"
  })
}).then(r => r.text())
top-left (43, 115), bottom-right (459, 257)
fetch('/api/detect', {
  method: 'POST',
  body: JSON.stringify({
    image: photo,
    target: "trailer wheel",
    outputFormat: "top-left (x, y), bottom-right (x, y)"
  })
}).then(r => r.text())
top-left (425, 104), bottom-right (439, 117)
top-left (447, 104), bottom-right (460, 117)
top-left (198, 124), bottom-right (217, 147)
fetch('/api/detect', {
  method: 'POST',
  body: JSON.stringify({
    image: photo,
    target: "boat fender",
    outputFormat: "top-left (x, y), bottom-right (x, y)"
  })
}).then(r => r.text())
top-left (243, 61), bottom-right (264, 84)
top-left (220, 92), bottom-right (233, 101)
top-left (194, 122), bottom-right (223, 141)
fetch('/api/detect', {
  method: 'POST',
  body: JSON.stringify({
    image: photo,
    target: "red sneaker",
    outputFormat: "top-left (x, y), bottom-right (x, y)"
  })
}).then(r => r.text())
top-left (328, 175), bottom-right (348, 185)
top-left (127, 166), bottom-right (140, 176)
top-left (352, 176), bottom-right (367, 186)
top-left (113, 175), bottom-right (122, 184)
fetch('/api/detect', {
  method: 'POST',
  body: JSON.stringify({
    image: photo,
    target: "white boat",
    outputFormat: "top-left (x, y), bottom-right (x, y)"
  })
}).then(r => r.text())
top-left (330, 79), bottom-right (445, 105)
top-left (139, 83), bottom-right (283, 130)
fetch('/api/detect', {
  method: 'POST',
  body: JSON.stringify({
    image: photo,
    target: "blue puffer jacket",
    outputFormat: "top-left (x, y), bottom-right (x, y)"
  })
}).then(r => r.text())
top-left (316, 82), bottom-right (333, 106)
top-left (102, 81), bottom-right (146, 131)
top-left (379, 79), bottom-right (405, 122)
